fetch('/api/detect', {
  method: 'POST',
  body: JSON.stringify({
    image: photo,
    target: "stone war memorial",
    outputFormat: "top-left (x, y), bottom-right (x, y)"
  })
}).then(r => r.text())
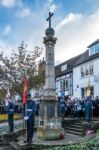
top-left (0, 12), bottom-right (62, 150)
top-left (1, 12), bottom-right (99, 150)
top-left (37, 12), bottom-right (61, 140)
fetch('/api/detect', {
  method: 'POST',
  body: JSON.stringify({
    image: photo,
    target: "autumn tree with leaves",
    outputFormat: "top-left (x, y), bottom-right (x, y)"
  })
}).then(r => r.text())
top-left (0, 41), bottom-right (44, 98)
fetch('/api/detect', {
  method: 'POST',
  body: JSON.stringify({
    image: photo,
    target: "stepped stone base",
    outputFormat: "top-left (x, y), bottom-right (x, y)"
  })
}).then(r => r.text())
top-left (16, 133), bottom-right (81, 150)
top-left (37, 127), bottom-right (61, 140)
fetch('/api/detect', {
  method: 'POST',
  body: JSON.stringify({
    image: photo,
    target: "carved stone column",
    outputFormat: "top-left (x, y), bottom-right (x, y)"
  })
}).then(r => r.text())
top-left (37, 13), bottom-right (61, 140)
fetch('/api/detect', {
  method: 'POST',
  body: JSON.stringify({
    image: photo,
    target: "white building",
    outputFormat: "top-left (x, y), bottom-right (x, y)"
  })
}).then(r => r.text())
top-left (55, 39), bottom-right (99, 99)
top-left (73, 39), bottom-right (99, 99)
top-left (55, 56), bottom-right (80, 99)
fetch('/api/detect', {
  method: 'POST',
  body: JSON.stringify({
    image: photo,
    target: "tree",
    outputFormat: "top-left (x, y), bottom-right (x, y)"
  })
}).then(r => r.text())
top-left (0, 41), bottom-right (43, 98)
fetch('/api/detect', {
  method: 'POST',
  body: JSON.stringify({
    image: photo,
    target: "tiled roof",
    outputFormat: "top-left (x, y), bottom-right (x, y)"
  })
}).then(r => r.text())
top-left (55, 49), bottom-right (99, 77)
top-left (87, 39), bottom-right (99, 48)
top-left (74, 50), bottom-right (99, 66)
top-left (55, 54), bottom-right (82, 77)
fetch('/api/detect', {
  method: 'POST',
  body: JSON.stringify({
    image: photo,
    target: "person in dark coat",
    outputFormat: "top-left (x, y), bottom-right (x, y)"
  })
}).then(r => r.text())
top-left (95, 96), bottom-right (99, 117)
top-left (60, 90), bottom-right (66, 117)
top-left (60, 98), bottom-right (66, 117)
top-left (23, 93), bottom-right (36, 143)
top-left (6, 96), bottom-right (14, 132)
top-left (85, 96), bottom-right (92, 122)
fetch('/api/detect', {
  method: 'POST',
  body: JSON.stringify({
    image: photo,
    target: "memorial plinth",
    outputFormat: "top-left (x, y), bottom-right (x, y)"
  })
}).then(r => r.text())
top-left (37, 12), bottom-right (61, 140)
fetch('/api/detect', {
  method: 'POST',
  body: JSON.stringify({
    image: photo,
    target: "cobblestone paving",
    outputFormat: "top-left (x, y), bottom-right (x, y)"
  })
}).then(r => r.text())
top-left (0, 119), bottom-right (23, 134)
top-left (0, 117), bottom-right (39, 134)
top-left (0, 146), bottom-right (14, 150)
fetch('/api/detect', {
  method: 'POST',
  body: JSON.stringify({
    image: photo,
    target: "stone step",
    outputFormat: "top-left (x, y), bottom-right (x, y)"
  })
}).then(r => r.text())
top-left (70, 124), bottom-right (82, 128)
top-left (72, 123), bottom-right (82, 127)
top-left (63, 123), bottom-right (82, 129)
top-left (65, 127), bottom-right (82, 132)
top-left (0, 137), bottom-right (3, 146)
top-left (63, 119), bottom-right (83, 136)
top-left (65, 129), bottom-right (82, 136)
top-left (73, 121), bottom-right (83, 124)
top-left (9, 142), bottom-right (17, 150)
top-left (92, 118), bottom-right (99, 121)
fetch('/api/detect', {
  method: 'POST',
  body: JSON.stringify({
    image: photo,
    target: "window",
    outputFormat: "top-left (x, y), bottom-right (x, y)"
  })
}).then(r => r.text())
top-left (81, 88), bottom-right (85, 99)
top-left (65, 79), bottom-right (68, 89)
top-left (89, 43), bottom-right (99, 55)
top-left (89, 46), bottom-right (95, 55)
top-left (60, 78), bottom-right (69, 90)
top-left (80, 64), bottom-right (94, 77)
top-left (60, 80), bottom-right (63, 90)
top-left (85, 65), bottom-right (89, 76)
top-left (61, 64), bottom-right (67, 71)
top-left (89, 64), bottom-right (94, 75)
top-left (95, 43), bottom-right (99, 53)
top-left (81, 66), bottom-right (84, 77)
top-left (63, 80), bottom-right (65, 90)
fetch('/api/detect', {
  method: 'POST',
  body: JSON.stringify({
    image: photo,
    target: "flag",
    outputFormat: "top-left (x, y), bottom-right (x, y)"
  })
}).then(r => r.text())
top-left (5, 88), bottom-right (11, 106)
top-left (6, 88), bottom-right (11, 98)
top-left (86, 79), bottom-right (91, 96)
top-left (23, 76), bottom-right (28, 104)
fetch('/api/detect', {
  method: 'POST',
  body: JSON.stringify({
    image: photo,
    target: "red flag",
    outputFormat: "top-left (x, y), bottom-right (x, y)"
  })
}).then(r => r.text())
top-left (23, 77), bottom-right (28, 104)
top-left (5, 88), bottom-right (11, 106)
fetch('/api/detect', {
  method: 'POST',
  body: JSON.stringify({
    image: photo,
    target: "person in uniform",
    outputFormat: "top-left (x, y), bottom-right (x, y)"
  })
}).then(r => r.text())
top-left (95, 96), bottom-right (99, 117)
top-left (60, 90), bottom-right (66, 117)
top-left (85, 96), bottom-right (92, 122)
top-left (23, 93), bottom-right (36, 143)
top-left (6, 96), bottom-right (14, 132)
top-left (60, 98), bottom-right (66, 117)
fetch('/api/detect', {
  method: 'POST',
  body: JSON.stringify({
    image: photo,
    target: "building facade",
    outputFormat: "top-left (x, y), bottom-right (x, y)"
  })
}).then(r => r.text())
top-left (55, 39), bottom-right (99, 99)
top-left (55, 55), bottom-right (80, 99)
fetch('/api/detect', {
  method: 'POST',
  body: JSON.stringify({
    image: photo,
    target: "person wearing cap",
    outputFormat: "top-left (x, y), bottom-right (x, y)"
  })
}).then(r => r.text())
top-left (23, 93), bottom-right (36, 143)
top-left (6, 96), bottom-right (15, 132)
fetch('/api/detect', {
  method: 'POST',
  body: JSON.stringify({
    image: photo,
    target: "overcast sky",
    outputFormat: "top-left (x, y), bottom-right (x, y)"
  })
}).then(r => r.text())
top-left (0, 0), bottom-right (99, 65)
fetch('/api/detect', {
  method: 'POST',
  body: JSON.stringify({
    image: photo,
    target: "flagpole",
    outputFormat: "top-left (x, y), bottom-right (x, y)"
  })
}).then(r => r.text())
top-left (23, 76), bottom-right (28, 143)
top-left (25, 103), bottom-right (28, 142)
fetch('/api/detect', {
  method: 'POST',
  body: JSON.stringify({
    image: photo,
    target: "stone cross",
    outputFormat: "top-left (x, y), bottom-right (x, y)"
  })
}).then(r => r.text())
top-left (46, 12), bottom-right (54, 28)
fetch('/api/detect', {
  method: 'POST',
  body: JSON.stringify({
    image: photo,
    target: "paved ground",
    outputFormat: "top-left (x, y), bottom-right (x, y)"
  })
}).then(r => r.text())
top-left (0, 117), bottom-right (97, 149)
top-left (0, 119), bottom-right (23, 134)
top-left (0, 119), bottom-right (23, 127)
top-left (33, 133), bottom-right (81, 145)
top-left (0, 129), bottom-right (82, 150)
top-left (0, 146), bottom-right (14, 150)
top-left (18, 132), bottom-right (82, 146)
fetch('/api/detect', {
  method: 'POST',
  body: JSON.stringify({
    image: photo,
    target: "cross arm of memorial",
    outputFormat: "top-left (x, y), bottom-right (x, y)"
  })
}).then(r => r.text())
top-left (46, 12), bottom-right (54, 28)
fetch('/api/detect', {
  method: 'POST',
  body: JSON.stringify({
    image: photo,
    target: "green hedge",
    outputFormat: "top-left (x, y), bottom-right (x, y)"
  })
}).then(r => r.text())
top-left (44, 132), bottom-right (99, 150)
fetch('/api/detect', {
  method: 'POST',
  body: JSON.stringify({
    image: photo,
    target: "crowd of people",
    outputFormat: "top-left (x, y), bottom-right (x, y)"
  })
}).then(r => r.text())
top-left (60, 95), bottom-right (99, 122)
top-left (0, 92), bottom-right (99, 144)
top-left (0, 101), bottom-right (22, 114)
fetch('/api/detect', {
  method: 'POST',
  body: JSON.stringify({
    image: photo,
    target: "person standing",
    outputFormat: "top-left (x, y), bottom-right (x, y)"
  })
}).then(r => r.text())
top-left (85, 96), bottom-right (92, 123)
top-left (6, 96), bottom-right (14, 132)
top-left (23, 93), bottom-right (36, 143)
top-left (60, 90), bottom-right (66, 117)
top-left (95, 96), bottom-right (99, 117)
top-left (60, 98), bottom-right (66, 117)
